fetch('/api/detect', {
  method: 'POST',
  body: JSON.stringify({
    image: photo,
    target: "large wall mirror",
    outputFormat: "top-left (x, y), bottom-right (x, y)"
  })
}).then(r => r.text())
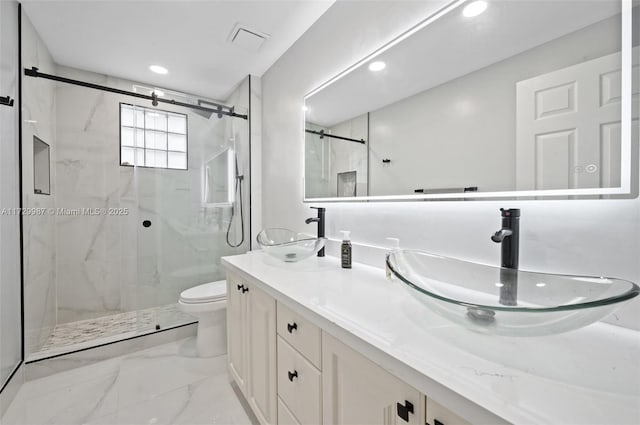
top-left (304, 0), bottom-right (639, 201)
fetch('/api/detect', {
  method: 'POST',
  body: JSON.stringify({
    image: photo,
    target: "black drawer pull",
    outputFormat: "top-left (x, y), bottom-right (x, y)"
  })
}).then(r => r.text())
top-left (434, 420), bottom-right (444, 425)
top-left (241, 286), bottom-right (249, 293)
top-left (287, 322), bottom-right (298, 333)
top-left (396, 400), bottom-right (414, 422)
top-left (287, 370), bottom-right (298, 382)
top-left (237, 284), bottom-right (244, 291)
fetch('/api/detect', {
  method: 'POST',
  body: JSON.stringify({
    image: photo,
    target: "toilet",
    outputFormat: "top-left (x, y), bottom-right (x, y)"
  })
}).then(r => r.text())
top-left (178, 280), bottom-right (227, 357)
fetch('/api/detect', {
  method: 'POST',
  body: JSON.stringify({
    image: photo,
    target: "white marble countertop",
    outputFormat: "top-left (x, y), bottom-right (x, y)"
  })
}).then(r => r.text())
top-left (222, 251), bottom-right (640, 425)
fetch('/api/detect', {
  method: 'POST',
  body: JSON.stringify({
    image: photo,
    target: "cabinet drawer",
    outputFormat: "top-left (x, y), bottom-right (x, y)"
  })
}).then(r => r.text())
top-left (277, 302), bottom-right (321, 368)
top-left (277, 336), bottom-right (322, 425)
top-left (278, 397), bottom-right (300, 425)
top-left (427, 397), bottom-right (471, 425)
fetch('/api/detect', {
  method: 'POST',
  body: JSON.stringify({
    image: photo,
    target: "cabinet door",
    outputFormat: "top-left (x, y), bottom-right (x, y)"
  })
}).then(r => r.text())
top-left (247, 283), bottom-right (277, 425)
top-left (226, 273), bottom-right (247, 395)
top-left (322, 332), bottom-right (424, 425)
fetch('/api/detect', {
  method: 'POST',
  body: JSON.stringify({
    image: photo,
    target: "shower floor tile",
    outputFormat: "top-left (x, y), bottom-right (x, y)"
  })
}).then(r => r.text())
top-left (30, 304), bottom-right (196, 361)
top-left (3, 338), bottom-right (255, 425)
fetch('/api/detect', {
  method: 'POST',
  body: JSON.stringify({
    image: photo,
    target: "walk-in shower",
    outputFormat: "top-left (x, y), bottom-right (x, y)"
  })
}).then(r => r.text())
top-left (19, 10), bottom-right (252, 361)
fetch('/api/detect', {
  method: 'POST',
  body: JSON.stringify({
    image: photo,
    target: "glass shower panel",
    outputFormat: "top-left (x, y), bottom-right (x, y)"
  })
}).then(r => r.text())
top-left (133, 95), bottom-right (250, 332)
top-left (0, 0), bottom-right (22, 389)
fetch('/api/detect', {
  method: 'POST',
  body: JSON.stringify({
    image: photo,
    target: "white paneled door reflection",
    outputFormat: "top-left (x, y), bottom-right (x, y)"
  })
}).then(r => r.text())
top-left (516, 48), bottom-right (639, 191)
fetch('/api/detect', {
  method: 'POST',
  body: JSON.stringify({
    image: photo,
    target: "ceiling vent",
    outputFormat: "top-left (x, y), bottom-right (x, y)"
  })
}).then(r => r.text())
top-left (229, 24), bottom-right (269, 51)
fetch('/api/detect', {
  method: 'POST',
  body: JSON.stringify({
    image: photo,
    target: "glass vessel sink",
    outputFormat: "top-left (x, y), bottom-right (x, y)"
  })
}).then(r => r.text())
top-left (257, 228), bottom-right (326, 262)
top-left (386, 250), bottom-right (639, 336)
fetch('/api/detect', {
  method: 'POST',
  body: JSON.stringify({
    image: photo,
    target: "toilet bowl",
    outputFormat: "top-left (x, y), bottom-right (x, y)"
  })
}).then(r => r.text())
top-left (178, 280), bottom-right (227, 357)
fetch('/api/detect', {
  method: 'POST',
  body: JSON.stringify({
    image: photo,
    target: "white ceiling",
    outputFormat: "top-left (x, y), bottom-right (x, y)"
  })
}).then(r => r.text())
top-left (20, 0), bottom-right (335, 100)
top-left (306, 0), bottom-right (623, 127)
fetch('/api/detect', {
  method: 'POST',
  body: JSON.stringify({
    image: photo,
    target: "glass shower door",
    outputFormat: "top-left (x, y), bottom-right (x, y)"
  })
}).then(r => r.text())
top-left (132, 90), bottom-right (250, 333)
top-left (0, 0), bottom-right (22, 390)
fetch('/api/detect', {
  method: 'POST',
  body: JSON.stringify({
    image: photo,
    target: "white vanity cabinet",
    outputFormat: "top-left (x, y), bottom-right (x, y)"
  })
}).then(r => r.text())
top-left (226, 270), bottom-right (468, 425)
top-left (226, 273), bottom-right (277, 425)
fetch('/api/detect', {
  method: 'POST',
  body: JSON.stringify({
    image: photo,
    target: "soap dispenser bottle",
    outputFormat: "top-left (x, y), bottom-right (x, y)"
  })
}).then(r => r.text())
top-left (385, 237), bottom-right (400, 280)
top-left (340, 230), bottom-right (352, 269)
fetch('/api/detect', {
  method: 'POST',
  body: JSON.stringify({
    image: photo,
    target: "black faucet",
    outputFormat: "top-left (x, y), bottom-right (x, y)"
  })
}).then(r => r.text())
top-left (491, 208), bottom-right (520, 306)
top-left (305, 207), bottom-right (325, 257)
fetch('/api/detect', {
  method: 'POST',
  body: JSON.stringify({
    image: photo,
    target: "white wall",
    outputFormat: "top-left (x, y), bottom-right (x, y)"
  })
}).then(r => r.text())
top-left (261, 1), bottom-right (640, 330)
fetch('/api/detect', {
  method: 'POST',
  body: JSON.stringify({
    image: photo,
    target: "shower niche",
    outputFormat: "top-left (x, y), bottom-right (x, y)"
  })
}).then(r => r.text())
top-left (33, 136), bottom-right (50, 195)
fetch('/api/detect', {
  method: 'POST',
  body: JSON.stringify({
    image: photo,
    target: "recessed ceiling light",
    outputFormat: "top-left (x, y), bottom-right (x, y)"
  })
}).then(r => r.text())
top-left (536, 282), bottom-right (547, 287)
top-left (495, 282), bottom-right (504, 287)
top-left (149, 65), bottom-right (168, 75)
top-left (463, 1), bottom-right (488, 18)
top-left (368, 61), bottom-right (386, 72)
top-left (152, 90), bottom-right (165, 97)
top-left (302, 105), bottom-right (309, 112)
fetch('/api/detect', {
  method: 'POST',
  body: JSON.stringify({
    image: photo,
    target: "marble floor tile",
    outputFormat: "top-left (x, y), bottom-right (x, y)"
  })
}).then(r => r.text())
top-left (31, 304), bottom-right (195, 360)
top-left (2, 338), bottom-right (254, 425)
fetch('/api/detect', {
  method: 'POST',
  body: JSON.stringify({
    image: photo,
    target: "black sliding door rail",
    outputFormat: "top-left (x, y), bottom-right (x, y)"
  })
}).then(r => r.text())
top-left (305, 128), bottom-right (366, 144)
top-left (24, 67), bottom-right (247, 120)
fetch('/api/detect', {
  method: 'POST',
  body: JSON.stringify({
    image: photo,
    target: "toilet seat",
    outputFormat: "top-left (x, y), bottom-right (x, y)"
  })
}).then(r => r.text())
top-left (179, 280), bottom-right (226, 304)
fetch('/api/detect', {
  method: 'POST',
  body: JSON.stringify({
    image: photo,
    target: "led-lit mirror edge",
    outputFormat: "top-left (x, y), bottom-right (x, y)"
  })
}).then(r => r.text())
top-left (302, 0), bottom-right (635, 203)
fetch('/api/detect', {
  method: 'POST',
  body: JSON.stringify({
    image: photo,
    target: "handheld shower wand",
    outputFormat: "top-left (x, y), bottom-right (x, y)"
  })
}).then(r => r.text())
top-left (226, 154), bottom-right (245, 248)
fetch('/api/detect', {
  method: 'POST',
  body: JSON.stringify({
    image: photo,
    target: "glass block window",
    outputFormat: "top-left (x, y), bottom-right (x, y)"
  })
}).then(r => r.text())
top-left (120, 103), bottom-right (188, 170)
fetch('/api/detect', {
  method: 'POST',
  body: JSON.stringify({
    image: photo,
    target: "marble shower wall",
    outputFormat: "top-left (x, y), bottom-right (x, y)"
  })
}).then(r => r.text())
top-left (54, 66), bottom-right (252, 324)
top-left (21, 12), bottom-right (57, 356)
top-left (54, 66), bottom-right (138, 323)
